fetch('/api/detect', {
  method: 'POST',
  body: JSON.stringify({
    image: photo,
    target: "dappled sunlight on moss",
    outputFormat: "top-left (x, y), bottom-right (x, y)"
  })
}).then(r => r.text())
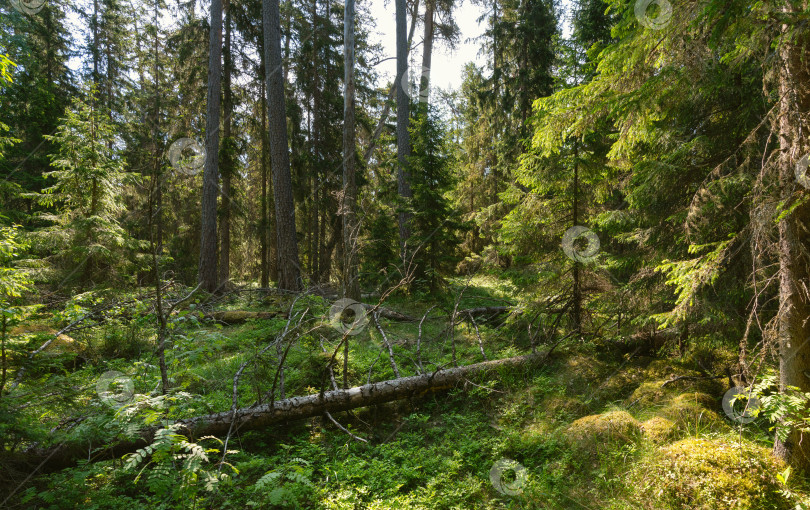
top-left (641, 416), bottom-right (677, 443)
top-left (564, 410), bottom-right (642, 451)
top-left (628, 437), bottom-right (791, 509)
top-left (660, 392), bottom-right (728, 434)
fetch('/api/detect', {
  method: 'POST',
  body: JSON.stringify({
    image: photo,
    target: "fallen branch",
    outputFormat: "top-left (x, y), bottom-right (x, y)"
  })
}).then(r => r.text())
top-left (324, 411), bottom-right (368, 443)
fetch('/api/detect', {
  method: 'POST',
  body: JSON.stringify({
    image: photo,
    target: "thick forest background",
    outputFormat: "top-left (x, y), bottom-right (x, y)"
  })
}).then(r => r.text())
top-left (2, 0), bottom-right (810, 507)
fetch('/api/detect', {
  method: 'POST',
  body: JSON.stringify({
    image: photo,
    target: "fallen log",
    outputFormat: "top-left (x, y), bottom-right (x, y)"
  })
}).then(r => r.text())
top-left (11, 352), bottom-right (545, 475)
top-left (203, 311), bottom-right (286, 324)
top-left (457, 306), bottom-right (516, 317)
top-left (362, 303), bottom-right (416, 322)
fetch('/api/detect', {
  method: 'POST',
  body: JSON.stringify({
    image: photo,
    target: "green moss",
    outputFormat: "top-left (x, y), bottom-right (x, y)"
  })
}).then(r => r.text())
top-left (641, 417), bottom-right (677, 443)
top-left (630, 437), bottom-right (791, 509)
top-left (660, 392), bottom-right (728, 433)
top-left (564, 410), bottom-right (642, 451)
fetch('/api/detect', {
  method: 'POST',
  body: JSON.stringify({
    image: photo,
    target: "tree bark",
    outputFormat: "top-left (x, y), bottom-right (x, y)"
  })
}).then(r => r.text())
top-left (572, 140), bottom-right (581, 336)
top-left (260, 79), bottom-right (269, 288)
top-left (342, 0), bottom-right (360, 300)
top-left (419, 0), bottom-right (434, 103)
top-left (263, 0), bottom-right (302, 291)
top-left (773, 0), bottom-right (810, 470)
top-left (199, 0), bottom-right (222, 293)
top-left (395, 0), bottom-right (413, 255)
top-left (16, 353), bottom-right (544, 474)
top-left (218, 0), bottom-right (233, 290)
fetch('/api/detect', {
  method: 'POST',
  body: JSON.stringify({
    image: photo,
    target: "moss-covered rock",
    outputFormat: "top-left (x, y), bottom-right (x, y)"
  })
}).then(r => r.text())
top-left (564, 410), bottom-right (641, 451)
top-left (630, 437), bottom-right (791, 509)
top-left (626, 379), bottom-right (674, 407)
top-left (660, 392), bottom-right (728, 433)
top-left (641, 417), bottom-right (677, 443)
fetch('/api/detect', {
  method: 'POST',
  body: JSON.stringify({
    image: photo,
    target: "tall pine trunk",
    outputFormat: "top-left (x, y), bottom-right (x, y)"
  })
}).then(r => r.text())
top-left (219, 0), bottom-right (233, 289)
top-left (263, 0), bottom-right (302, 291)
top-left (260, 78), bottom-right (269, 288)
top-left (773, 0), bottom-right (810, 470)
top-left (419, 0), bottom-right (434, 103)
top-left (342, 0), bottom-right (360, 300)
top-left (395, 0), bottom-right (413, 255)
top-left (199, 0), bottom-right (222, 293)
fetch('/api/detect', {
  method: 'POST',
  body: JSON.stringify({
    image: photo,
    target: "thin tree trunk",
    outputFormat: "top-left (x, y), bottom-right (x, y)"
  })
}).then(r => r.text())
top-left (572, 140), bottom-right (581, 336)
top-left (260, 79), bottom-right (269, 288)
top-left (396, 0), bottom-right (413, 255)
top-left (264, 0), bottom-right (302, 291)
top-left (342, 0), bottom-right (360, 300)
top-left (199, 0), bottom-right (223, 293)
top-left (362, 0), bottom-right (419, 164)
top-left (419, 0), bottom-right (434, 103)
top-left (152, 0), bottom-right (163, 254)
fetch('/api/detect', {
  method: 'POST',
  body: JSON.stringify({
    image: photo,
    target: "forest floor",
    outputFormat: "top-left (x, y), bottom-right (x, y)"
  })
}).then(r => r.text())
top-left (3, 274), bottom-right (807, 509)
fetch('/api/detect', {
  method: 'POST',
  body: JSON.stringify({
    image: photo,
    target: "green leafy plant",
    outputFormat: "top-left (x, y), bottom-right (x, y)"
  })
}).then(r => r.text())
top-left (248, 452), bottom-right (315, 508)
top-left (124, 423), bottom-right (236, 506)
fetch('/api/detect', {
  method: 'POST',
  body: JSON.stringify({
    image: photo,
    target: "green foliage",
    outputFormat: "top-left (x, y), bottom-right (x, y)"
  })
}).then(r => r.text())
top-left (249, 455), bottom-right (315, 508)
top-left (0, 223), bottom-right (32, 303)
top-left (406, 106), bottom-right (462, 290)
top-left (27, 87), bottom-right (145, 286)
top-left (123, 424), bottom-right (235, 505)
top-left (753, 374), bottom-right (810, 445)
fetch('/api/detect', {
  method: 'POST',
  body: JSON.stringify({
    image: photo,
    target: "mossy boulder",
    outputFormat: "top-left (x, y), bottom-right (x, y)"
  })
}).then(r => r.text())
top-left (644, 359), bottom-right (679, 379)
top-left (631, 437), bottom-right (791, 509)
top-left (660, 392), bottom-right (728, 433)
top-left (626, 379), bottom-right (674, 407)
top-left (564, 410), bottom-right (641, 452)
top-left (640, 417), bottom-right (677, 443)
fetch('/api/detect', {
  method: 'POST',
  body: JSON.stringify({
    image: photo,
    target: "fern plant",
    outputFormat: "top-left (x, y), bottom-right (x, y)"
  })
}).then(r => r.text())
top-left (248, 455), bottom-right (315, 509)
top-left (124, 423), bottom-right (236, 507)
